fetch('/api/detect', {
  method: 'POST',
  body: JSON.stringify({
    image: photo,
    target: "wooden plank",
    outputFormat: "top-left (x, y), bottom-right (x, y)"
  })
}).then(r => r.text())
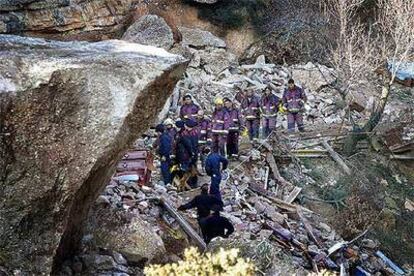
top-left (284, 187), bottom-right (302, 204)
top-left (160, 197), bottom-right (206, 250)
top-left (264, 166), bottom-right (269, 190)
top-left (297, 207), bottom-right (322, 247)
top-left (321, 140), bottom-right (351, 175)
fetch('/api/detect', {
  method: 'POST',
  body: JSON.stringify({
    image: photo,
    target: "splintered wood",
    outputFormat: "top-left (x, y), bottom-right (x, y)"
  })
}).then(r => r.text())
top-left (160, 197), bottom-right (206, 250)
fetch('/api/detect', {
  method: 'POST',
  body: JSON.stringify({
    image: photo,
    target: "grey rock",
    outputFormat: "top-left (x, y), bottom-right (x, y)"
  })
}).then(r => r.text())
top-left (179, 27), bottom-right (226, 48)
top-left (0, 35), bottom-right (187, 274)
top-left (113, 252), bottom-right (127, 265)
top-left (122, 15), bottom-right (174, 49)
top-left (94, 255), bottom-right (117, 270)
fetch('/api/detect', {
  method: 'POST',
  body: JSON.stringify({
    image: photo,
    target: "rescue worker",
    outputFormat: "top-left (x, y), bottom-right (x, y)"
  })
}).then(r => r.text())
top-left (241, 89), bottom-right (261, 141)
top-left (182, 119), bottom-right (199, 188)
top-left (282, 79), bottom-right (307, 132)
top-left (164, 118), bottom-right (177, 142)
top-left (180, 94), bottom-right (200, 121)
top-left (196, 110), bottom-right (212, 170)
top-left (199, 204), bottom-right (234, 244)
top-left (211, 98), bottom-right (230, 156)
top-left (260, 86), bottom-right (280, 137)
top-left (178, 183), bottom-right (223, 222)
top-left (205, 148), bottom-right (228, 201)
top-left (175, 120), bottom-right (194, 180)
top-left (224, 97), bottom-right (244, 159)
top-left (155, 124), bottom-right (172, 185)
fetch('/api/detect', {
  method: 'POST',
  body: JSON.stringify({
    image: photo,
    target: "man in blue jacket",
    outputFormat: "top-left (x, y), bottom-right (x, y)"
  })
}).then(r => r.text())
top-left (204, 147), bottom-right (228, 200)
top-left (155, 124), bottom-right (172, 185)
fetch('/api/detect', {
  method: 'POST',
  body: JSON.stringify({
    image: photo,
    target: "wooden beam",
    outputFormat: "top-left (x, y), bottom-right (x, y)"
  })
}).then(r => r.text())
top-left (159, 197), bottom-right (206, 250)
top-left (321, 140), bottom-right (351, 175)
top-left (284, 187), bottom-right (302, 204)
top-left (297, 207), bottom-right (322, 247)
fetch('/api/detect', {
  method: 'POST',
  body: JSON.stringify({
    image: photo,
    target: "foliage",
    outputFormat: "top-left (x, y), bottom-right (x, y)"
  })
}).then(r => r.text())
top-left (144, 247), bottom-right (256, 276)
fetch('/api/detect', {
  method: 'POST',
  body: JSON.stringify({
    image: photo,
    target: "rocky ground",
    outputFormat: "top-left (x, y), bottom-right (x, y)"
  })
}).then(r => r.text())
top-left (1, 1), bottom-right (413, 275)
top-left (59, 29), bottom-right (413, 274)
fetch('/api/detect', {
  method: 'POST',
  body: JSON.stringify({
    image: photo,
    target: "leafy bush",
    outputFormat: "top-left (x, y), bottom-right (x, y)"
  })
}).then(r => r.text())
top-left (144, 247), bottom-right (255, 275)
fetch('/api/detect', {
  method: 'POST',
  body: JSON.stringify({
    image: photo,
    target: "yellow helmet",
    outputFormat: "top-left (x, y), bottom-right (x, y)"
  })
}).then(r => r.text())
top-left (214, 97), bottom-right (224, 105)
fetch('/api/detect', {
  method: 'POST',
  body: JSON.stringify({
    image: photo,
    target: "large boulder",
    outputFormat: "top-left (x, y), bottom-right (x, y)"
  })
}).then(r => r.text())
top-left (0, 0), bottom-right (136, 40)
top-left (290, 62), bottom-right (336, 92)
top-left (179, 27), bottom-right (226, 49)
top-left (93, 212), bottom-right (166, 265)
top-left (122, 15), bottom-right (174, 50)
top-left (0, 35), bottom-right (187, 274)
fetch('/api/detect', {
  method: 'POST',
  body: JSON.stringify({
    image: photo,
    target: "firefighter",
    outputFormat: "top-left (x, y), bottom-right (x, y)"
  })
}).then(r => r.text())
top-left (241, 89), bottom-right (261, 142)
top-left (282, 79), bottom-right (307, 132)
top-left (182, 119), bottom-right (199, 188)
top-left (155, 124), bottom-right (172, 185)
top-left (205, 148), bottom-right (228, 201)
top-left (224, 97), bottom-right (244, 159)
top-left (260, 86), bottom-right (280, 137)
top-left (199, 204), bottom-right (234, 244)
top-left (211, 98), bottom-right (230, 156)
top-left (196, 110), bottom-right (212, 170)
top-left (174, 120), bottom-right (194, 182)
top-left (180, 94), bottom-right (200, 121)
top-left (164, 118), bottom-right (177, 142)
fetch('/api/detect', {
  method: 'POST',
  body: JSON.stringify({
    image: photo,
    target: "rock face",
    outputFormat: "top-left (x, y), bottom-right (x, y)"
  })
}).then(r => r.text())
top-left (0, 35), bottom-right (187, 274)
top-left (0, 0), bottom-right (138, 40)
top-left (122, 15), bottom-right (174, 50)
top-left (192, 0), bottom-right (219, 3)
top-left (290, 62), bottom-right (336, 92)
top-left (179, 27), bottom-right (226, 49)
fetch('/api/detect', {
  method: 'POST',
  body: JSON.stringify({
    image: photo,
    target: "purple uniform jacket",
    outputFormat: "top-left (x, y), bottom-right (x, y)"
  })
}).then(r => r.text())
top-left (260, 94), bottom-right (280, 117)
top-left (180, 103), bottom-right (200, 120)
top-left (226, 107), bottom-right (244, 131)
top-left (241, 95), bottom-right (260, 120)
top-left (197, 118), bottom-right (212, 144)
top-left (211, 108), bottom-right (230, 134)
top-left (282, 86), bottom-right (306, 113)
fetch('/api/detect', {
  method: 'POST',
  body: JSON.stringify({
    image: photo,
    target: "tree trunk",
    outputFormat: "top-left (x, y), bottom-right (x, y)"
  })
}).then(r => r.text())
top-left (343, 81), bottom-right (391, 156)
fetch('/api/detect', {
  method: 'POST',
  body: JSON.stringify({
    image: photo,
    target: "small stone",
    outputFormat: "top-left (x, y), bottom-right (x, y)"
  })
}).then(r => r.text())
top-left (319, 222), bottom-right (331, 233)
top-left (113, 252), bottom-right (127, 265)
top-left (258, 229), bottom-right (273, 239)
top-left (308, 245), bottom-right (320, 254)
top-left (361, 239), bottom-right (377, 249)
top-left (94, 255), bottom-right (117, 270)
top-left (96, 195), bottom-right (111, 205)
top-left (115, 264), bottom-right (129, 273)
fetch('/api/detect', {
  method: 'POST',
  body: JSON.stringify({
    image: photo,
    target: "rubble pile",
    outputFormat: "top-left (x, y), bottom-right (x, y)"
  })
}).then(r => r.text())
top-left (64, 28), bottom-right (411, 275)
top-left (70, 138), bottom-right (404, 275)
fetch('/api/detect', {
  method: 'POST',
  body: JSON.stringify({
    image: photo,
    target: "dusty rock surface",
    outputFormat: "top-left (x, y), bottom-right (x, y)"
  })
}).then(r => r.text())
top-left (0, 34), bottom-right (187, 274)
top-left (0, 0), bottom-right (138, 40)
top-left (122, 15), bottom-right (174, 50)
top-left (179, 26), bottom-right (226, 49)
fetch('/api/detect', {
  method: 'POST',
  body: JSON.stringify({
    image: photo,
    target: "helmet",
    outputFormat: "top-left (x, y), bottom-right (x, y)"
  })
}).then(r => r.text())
top-left (164, 118), bottom-right (174, 126)
top-left (214, 97), bottom-right (224, 105)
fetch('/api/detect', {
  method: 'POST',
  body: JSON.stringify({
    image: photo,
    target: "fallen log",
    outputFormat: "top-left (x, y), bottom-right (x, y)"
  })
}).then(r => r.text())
top-left (321, 140), bottom-right (351, 175)
top-left (159, 197), bottom-right (206, 250)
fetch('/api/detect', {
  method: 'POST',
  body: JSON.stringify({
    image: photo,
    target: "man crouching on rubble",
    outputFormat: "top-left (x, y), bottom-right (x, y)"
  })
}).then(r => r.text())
top-left (199, 204), bottom-right (234, 244)
top-left (178, 183), bottom-right (223, 238)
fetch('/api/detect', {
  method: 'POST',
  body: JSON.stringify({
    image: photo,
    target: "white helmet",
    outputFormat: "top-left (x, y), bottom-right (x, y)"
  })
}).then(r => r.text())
top-left (164, 118), bottom-right (174, 126)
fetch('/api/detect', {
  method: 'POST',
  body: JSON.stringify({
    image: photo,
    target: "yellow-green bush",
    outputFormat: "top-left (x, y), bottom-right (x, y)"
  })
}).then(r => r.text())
top-left (144, 247), bottom-right (255, 276)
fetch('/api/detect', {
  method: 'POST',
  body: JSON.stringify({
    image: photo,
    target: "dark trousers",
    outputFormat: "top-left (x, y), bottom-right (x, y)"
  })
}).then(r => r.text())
top-left (209, 174), bottom-right (222, 201)
top-left (287, 112), bottom-right (304, 132)
top-left (246, 119), bottom-right (259, 140)
top-left (226, 131), bottom-right (239, 157)
top-left (160, 160), bottom-right (172, 185)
